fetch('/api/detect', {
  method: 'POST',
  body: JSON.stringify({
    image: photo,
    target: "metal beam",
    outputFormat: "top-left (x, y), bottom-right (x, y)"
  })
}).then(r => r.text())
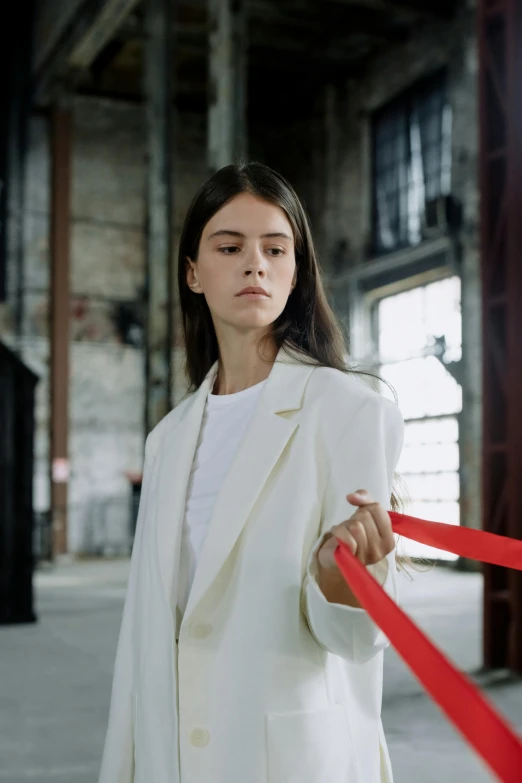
top-left (313, 0), bottom-right (456, 20)
top-left (207, 0), bottom-right (248, 173)
top-left (69, 0), bottom-right (141, 68)
top-left (143, 0), bottom-right (174, 433)
top-left (478, 0), bottom-right (522, 674)
top-left (49, 108), bottom-right (72, 556)
top-left (34, 0), bottom-right (140, 105)
top-left (251, 0), bottom-right (454, 24)
top-left (249, 0), bottom-right (413, 57)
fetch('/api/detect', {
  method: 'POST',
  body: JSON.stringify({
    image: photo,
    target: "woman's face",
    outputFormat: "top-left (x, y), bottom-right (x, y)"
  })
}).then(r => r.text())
top-left (186, 192), bottom-right (298, 337)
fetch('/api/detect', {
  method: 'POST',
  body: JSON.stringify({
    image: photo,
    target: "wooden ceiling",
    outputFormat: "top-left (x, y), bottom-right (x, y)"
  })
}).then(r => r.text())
top-left (77, 0), bottom-right (458, 112)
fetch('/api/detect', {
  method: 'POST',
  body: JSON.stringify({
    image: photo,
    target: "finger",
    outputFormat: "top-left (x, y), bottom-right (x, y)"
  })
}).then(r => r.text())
top-left (367, 504), bottom-right (394, 543)
top-left (331, 524), bottom-right (358, 556)
top-left (355, 513), bottom-right (392, 563)
top-left (348, 517), bottom-right (372, 560)
top-left (346, 489), bottom-right (375, 507)
top-left (349, 509), bottom-right (381, 541)
top-left (348, 503), bottom-right (391, 538)
top-left (349, 497), bottom-right (394, 542)
top-left (317, 530), bottom-right (354, 572)
top-left (316, 536), bottom-right (337, 570)
top-left (342, 519), bottom-right (369, 562)
top-left (351, 517), bottom-right (394, 565)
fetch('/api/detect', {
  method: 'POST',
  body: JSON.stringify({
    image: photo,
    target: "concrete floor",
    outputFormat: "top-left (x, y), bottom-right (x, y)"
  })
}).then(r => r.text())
top-left (0, 560), bottom-right (521, 782)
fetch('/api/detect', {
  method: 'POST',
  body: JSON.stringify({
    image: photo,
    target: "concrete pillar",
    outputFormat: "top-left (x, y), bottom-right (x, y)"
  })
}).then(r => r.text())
top-left (143, 0), bottom-right (174, 433)
top-left (207, 0), bottom-right (248, 173)
top-left (5, 96), bottom-right (26, 345)
top-left (448, 20), bottom-right (483, 567)
top-left (3, 2), bottom-right (34, 346)
top-left (49, 107), bottom-right (72, 556)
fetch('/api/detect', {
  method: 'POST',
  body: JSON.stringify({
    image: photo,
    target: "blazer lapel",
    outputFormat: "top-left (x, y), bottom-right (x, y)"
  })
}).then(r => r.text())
top-left (154, 363), bottom-right (218, 613)
top-left (181, 348), bottom-right (317, 629)
top-left (154, 346), bottom-right (318, 629)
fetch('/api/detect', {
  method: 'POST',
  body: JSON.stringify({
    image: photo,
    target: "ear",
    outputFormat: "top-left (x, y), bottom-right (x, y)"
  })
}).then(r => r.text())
top-left (186, 256), bottom-right (198, 289)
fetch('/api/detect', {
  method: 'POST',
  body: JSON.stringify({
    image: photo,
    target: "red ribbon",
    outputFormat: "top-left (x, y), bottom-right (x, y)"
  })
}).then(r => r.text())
top-left (389, 511), bottom-right (522, 570)
top-left (333, 512), bottom-right (522, 783)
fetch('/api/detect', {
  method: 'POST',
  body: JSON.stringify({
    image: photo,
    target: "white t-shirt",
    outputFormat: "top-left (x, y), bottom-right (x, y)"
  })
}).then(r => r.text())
top-left (175, 377), bottom-right (267, 637)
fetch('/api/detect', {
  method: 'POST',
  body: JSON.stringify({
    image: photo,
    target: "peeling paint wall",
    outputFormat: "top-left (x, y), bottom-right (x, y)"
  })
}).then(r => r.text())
top-left (3, 97), bottom-right (206, 553)
top-left (2, 4), bottom-right (481, 551)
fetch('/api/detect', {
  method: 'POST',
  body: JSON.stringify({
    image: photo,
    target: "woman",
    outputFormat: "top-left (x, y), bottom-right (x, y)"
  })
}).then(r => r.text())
top-left (98, 162), bottom-right (404, 783)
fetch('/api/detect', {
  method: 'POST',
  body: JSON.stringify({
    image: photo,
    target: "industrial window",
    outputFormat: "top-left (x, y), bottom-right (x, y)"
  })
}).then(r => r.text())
top-left (377, 276), bottom-right (462, 560)
top-left (371, 71), bottom-right (452, 256)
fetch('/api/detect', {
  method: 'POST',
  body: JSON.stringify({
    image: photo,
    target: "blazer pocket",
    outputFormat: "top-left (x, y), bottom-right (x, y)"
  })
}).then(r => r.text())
top-left (266, 704), bottom-right (359, 783)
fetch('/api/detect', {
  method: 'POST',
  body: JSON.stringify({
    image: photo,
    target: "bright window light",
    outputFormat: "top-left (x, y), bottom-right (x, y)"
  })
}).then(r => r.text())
top-left (378, 276), bottom-right (462, 560)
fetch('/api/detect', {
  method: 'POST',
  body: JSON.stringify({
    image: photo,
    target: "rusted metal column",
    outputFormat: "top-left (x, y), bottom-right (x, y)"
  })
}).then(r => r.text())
top-left (49, 107), bottom-right (72, 556)
top-left (478, 0), bottom-right (522, 673)
top-left (143, 0), bottom-right (174, 433)
top-left (207, 0), bottom-right (248, 173)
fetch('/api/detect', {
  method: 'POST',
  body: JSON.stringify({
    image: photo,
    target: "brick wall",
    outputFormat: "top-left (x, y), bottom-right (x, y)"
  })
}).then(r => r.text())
top-left (322, 5), bottom-right (478, 267)
top-left (1, 4), bottom-right (480, 552)
top-left (2, 96), bottom-right (207, 553)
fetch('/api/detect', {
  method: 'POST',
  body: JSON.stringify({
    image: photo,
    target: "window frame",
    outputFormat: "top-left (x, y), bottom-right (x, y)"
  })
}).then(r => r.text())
top-left (370, 68), bottom-right (451, 258)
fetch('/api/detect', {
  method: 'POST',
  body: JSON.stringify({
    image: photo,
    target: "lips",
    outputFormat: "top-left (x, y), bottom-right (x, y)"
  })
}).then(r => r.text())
top-left (236, 288), bottom-right (269, 296)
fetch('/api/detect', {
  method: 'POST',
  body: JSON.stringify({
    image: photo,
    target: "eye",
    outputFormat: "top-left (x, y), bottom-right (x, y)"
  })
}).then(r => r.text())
top-left (267, 248), bottom-right (285, 256)
top-left (218, 246), bottom-right (240, 255)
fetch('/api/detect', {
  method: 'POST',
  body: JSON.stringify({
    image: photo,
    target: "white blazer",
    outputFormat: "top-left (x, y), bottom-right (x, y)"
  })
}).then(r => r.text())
top-left (98, 345), bottom-right (404, 783)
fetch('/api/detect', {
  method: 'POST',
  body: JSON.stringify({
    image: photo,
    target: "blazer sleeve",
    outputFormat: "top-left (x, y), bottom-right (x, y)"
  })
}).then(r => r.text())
top-left (301, 395), bottom-right (404, 665)
top-left (98, 431), bottom-right (158, 783)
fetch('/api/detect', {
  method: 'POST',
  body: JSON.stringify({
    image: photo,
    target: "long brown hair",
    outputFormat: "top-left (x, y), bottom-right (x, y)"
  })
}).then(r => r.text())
top-left (177, 162), bottom-right (412, 565)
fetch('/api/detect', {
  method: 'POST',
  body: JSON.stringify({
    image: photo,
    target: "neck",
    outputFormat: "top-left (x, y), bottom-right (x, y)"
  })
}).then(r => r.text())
top-left (212, 339), bottom-right (278, 395)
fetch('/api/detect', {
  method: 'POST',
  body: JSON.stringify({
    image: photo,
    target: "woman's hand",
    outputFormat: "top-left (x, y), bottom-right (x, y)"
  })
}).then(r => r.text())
top-left (317, 489), bottom-right (395, 570)
top-left (315, 489), bottom-right (395, 607)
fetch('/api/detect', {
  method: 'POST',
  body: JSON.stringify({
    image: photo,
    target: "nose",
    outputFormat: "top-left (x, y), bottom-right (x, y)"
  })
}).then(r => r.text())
top-left (243, 244), bottom-right (267, 277)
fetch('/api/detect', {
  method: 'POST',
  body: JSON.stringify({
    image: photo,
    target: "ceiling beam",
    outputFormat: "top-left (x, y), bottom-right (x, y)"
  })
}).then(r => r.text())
top-left (251, 0), bottom-right (454, 24)
top-left (68, 0), bottom-right (141, 68)
top-left (34, 0), bottom-right (141, 105)
top-left (54, 0), bottom-right (455, 98)
top-left (112, 9), bottom-right (406, 67)
top-left (248, 0), bottom-right (416, 45)
top-left (324, 0), bottom-right (455, 21)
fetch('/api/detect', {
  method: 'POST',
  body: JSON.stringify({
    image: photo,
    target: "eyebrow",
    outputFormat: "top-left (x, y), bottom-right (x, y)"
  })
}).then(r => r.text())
top-left (207, 229), bottom-right (293, 241)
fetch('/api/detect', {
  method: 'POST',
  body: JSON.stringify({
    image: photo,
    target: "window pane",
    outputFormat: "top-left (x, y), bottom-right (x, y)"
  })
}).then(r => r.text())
top-left (381, 357), bottom-right (462, 419)
top-left (378, 276), bottom-right (462, 365)
top-left (378, 277), bottom-right (462, 560)
top-left (372, 72), bottom-right (452, 255)
top-left (403, 417), bottom-right (459, 445)
top-left (399, 441), bottom-right (459, 474)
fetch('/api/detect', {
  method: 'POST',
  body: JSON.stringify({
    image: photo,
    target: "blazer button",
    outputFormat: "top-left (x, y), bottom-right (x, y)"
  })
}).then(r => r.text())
top-left (190, 728), bottom-right (210, 747)
top-left (192, 622), bottom-right (212, 639)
